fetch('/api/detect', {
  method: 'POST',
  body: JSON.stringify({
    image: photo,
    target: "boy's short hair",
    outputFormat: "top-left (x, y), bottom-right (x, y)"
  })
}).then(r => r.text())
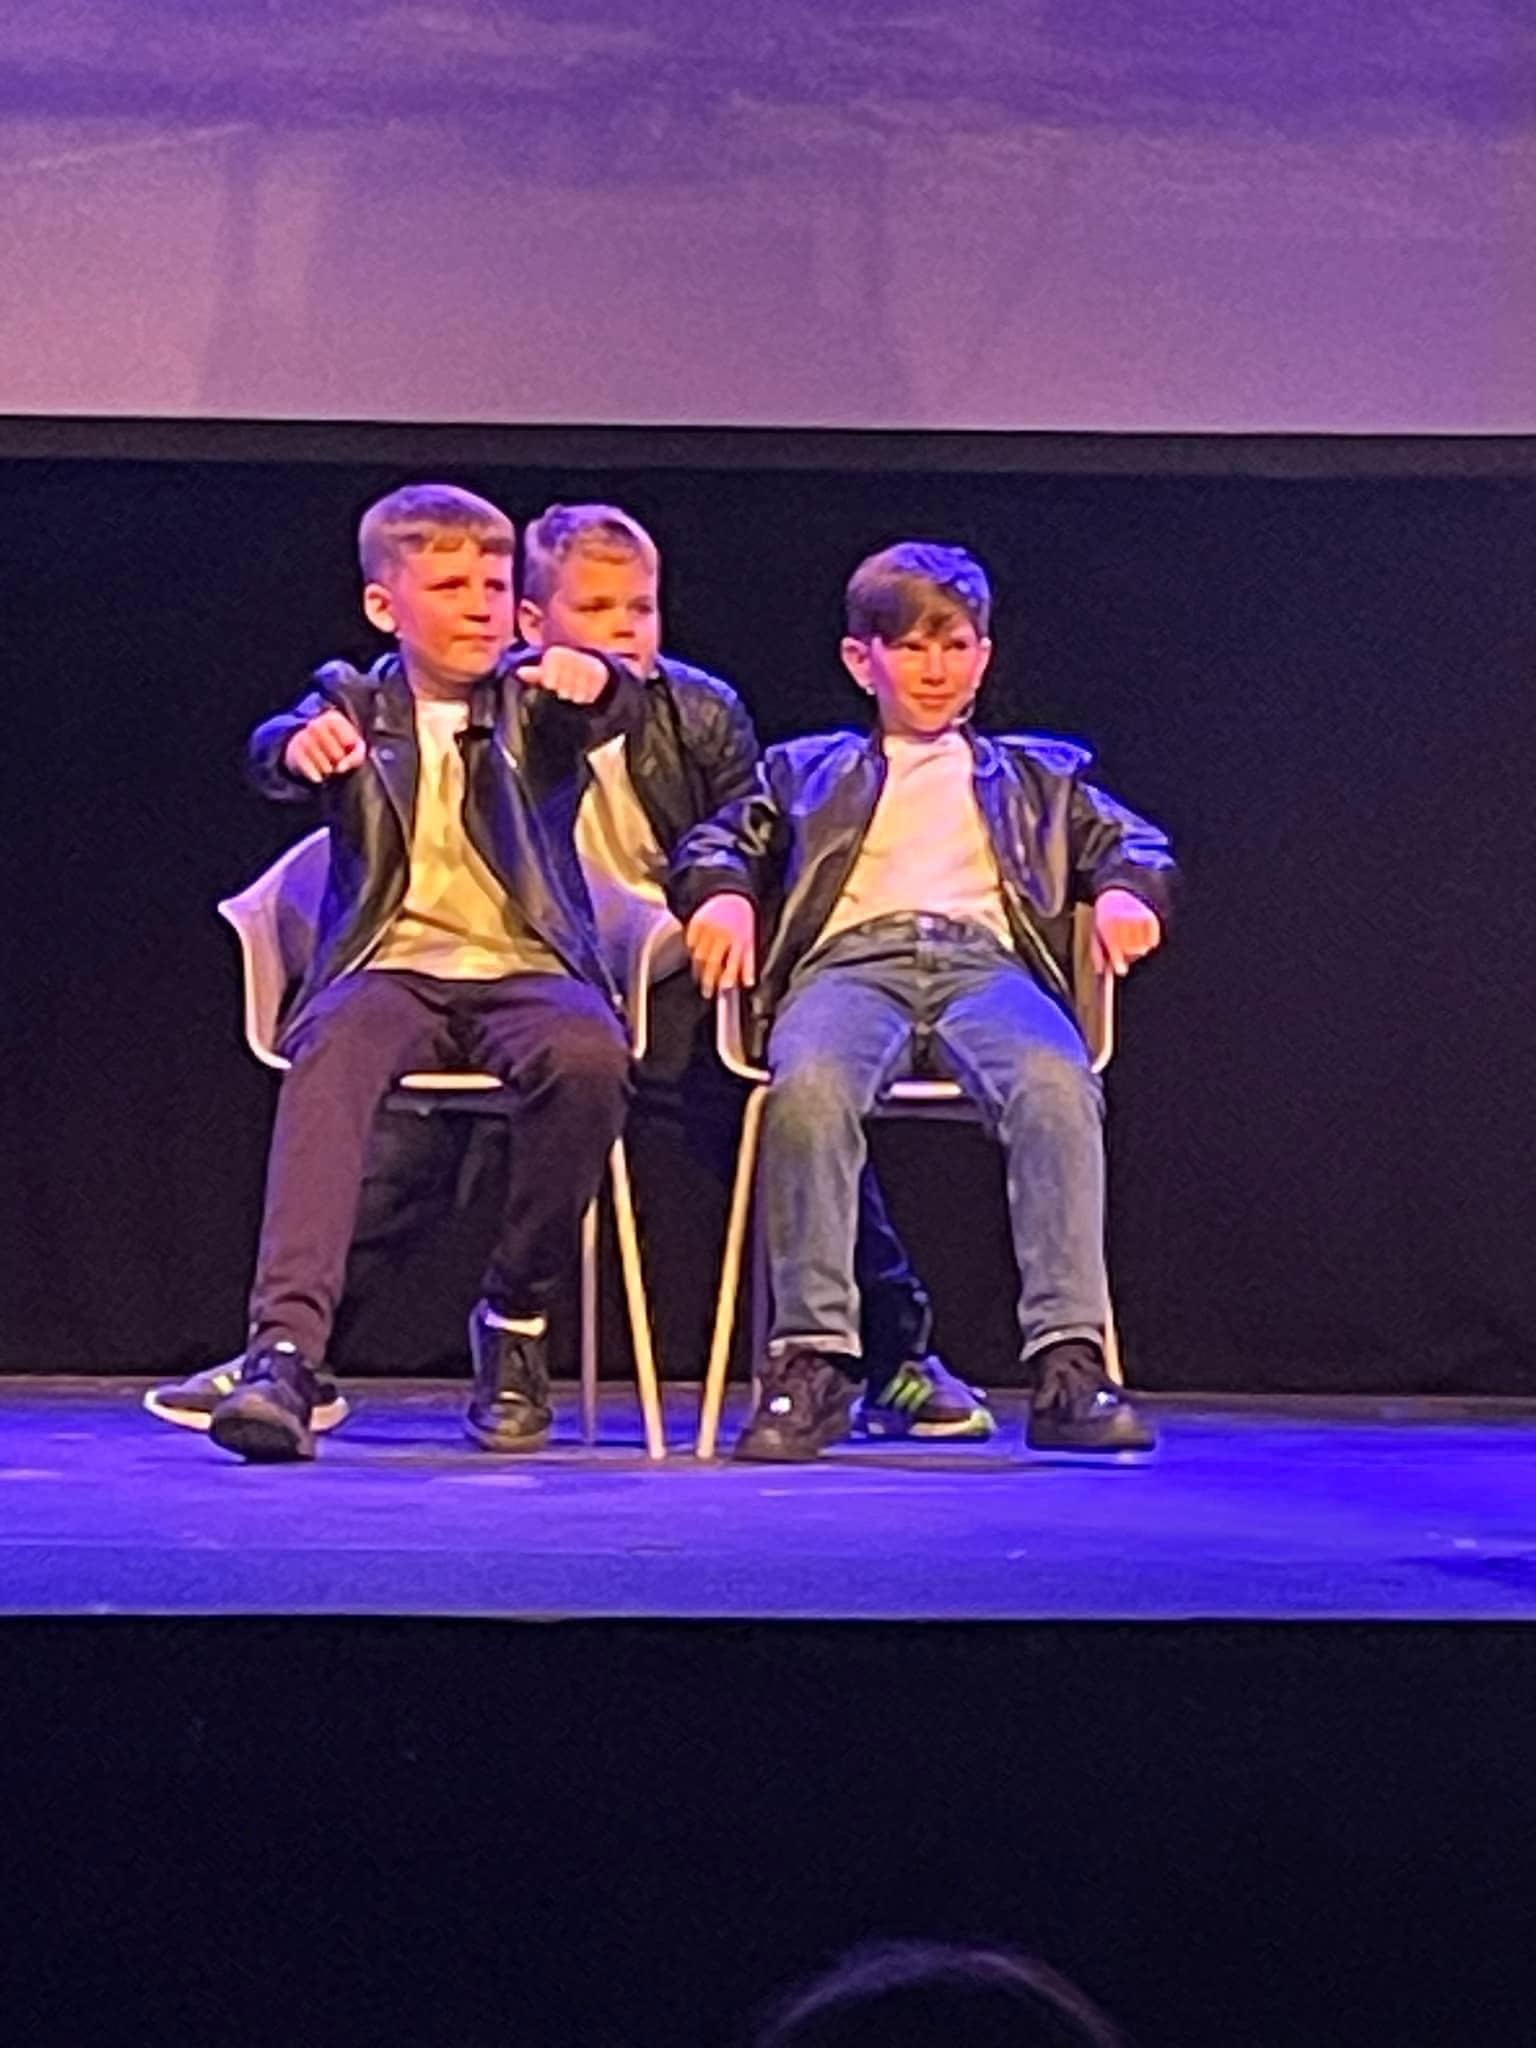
top-left (358, 484), bottom-right (514, 585)
top-left (522, 502), bottom-right (659, 604)
top-left (845, 541), bottom-right (992, 641)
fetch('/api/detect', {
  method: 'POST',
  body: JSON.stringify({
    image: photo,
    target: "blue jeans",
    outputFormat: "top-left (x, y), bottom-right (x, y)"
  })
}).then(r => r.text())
top-left (761, 914), bottom-right (1107, 1366)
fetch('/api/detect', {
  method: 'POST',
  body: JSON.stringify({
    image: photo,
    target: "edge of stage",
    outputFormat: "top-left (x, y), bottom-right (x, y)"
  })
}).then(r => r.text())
top-left (3, 1377), bottom-right (1534, 1621)
top-left (5, 1378), bottom-right (1536, 2046)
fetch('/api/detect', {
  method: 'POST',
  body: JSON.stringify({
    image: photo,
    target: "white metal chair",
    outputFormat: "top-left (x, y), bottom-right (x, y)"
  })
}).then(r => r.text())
top-left (218, 829), bottom-right (670, 1460)
top-left (695, 906), bottom-right (1121, 1459)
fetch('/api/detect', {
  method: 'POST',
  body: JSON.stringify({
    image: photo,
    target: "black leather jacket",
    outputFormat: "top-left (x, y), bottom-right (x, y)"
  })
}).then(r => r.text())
top-left (668, 726), bottom-right (1177, 1044)
top-left (600, 654), bottom-right (761, 853)
top-left (248, 649), bottom-right (636, 1032)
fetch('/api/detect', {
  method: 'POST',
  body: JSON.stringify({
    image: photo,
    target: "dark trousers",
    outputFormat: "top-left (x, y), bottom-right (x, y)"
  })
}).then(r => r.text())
top-left (323, 971), bottom-right (933, 1379)
top-left (249, 969), bottom-right (631, 1360)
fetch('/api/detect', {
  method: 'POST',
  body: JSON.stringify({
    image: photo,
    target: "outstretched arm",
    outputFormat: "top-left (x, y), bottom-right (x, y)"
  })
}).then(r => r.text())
top-left (247, 684), bottom-right (364, 802)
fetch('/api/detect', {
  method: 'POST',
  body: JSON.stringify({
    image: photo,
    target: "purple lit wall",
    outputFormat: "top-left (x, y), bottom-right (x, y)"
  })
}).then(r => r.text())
top-left (2, 2), bottom-right (1532, 432)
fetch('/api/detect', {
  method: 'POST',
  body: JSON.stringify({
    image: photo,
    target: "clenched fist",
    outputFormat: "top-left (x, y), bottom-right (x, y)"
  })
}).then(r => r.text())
top-left (283, 708), bottom-right (366, 783)
top-left (1092, 887), bottom-right (1162, 977)
top-left (685, 893), bottom-right (757, 998)
top-left (515, 647), bottom-right (610, 705)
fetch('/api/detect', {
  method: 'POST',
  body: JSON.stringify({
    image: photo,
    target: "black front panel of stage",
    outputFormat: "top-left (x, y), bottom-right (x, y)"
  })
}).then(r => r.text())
top-left (4, 1617), bottom-right (1534, 2048)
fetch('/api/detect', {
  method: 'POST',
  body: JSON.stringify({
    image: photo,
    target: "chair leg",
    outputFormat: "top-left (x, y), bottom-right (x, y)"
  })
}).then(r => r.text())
top-left (749, 1199), bottom-right (770, 1385)
top-left (1103, 1289), bottom-right (1125, 1388)
top-left (608, 1139), bottom-right (666, 1462)
top-left (696, 1083), bottom-right (768, 1460)
top-left (579, 1196), bottom-right (599, 1446)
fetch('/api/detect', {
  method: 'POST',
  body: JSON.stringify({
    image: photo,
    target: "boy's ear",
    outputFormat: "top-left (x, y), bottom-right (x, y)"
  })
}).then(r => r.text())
top-left (840, 635), bottom-right (875, 695)
top-left (362, 581), bottom-right (397, 636)
top-left (516, 597), bottom-right (546, 647)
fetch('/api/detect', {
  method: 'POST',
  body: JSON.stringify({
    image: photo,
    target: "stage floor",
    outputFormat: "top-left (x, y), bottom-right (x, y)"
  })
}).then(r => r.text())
top-left (3, 1377), bottom-right (1535, 1619)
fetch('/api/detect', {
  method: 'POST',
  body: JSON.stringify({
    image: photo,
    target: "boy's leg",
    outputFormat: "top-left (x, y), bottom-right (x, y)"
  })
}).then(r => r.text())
top-left (930, 948), bottom-right (1155, 1451)
top-left (457, 975), bottom-right (632, 1450)
top-left (215, 971), bottom-right (450, 1460)
top-left (849, 1167), bottom-right (996, 1439)
top-left (146, 1110), bottom-right (474, 1434)
top-left (742, 949), bottom-right (915, 1460)
top-left (762, 969), bottom-right (915, 1355)
top-left (640, 965), bottom-right (963, 1410)
top-left (851, 1168), bottom-right (933, 1366)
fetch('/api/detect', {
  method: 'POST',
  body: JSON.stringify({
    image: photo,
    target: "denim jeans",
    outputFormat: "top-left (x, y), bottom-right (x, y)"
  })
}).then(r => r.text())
top-left (761, 914), bottom-right (1107, 1364)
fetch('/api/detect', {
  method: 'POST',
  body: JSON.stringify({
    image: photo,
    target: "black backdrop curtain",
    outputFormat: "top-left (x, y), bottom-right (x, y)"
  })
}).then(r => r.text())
top-left (4, 453), bottom-right (1535, 1393)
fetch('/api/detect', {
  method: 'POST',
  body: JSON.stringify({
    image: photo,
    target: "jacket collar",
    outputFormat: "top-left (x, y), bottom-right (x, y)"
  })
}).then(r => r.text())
top-left (369, 652), bottom-right (505, 737)
top-left (860, 720), bottom-right (997, 769)
top-left (369, 655), bottom-right (415, 738)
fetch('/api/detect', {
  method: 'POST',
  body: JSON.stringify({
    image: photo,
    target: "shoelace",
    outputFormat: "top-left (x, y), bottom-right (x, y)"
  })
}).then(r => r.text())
top-left (1036, 1353), bottom-right (1114, 1416)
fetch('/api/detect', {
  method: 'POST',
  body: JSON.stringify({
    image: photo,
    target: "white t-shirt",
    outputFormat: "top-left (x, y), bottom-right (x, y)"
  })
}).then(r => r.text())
top-left (819, 729), bottom-right (1012, 950)
top-left (575, 733), bottom-right (685, 978)
top-left (367, 697), bottom-right (563, 979)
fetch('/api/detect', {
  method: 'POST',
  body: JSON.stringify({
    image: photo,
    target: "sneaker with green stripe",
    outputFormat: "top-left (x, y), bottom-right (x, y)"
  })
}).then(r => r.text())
top-left (854, 1355), bottom-right (996, 1440)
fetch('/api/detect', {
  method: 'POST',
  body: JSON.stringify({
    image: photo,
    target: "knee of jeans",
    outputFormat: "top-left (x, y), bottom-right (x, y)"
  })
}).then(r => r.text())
top-left (998, 1043), bottom-right (1101, 1124)
top-left (766, 1056), bottom-right (863, 1140)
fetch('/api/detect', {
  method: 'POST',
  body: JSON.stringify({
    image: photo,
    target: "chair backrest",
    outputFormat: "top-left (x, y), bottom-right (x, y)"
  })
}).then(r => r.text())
top-left (216, 830), bottom-right (330, 1070)
top-left (215, 831), bottom-right (673, 1082)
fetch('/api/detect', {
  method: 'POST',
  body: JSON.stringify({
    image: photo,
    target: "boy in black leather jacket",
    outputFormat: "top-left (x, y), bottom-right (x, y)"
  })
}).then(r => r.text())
top-left (673, 542), bottom-right (1176, 1461)
top-left (207, 484), bottom-right (634, 1463)
top-left (515, 503), bottom-right (992, 1441)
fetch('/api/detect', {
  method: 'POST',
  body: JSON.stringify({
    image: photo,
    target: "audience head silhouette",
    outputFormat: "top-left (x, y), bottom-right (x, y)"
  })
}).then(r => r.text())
top-left (751, 1940), bottom-right (1125, 2048)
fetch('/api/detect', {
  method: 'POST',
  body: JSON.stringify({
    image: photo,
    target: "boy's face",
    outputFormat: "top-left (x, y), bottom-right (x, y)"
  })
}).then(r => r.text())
top-left (518, 549), bottom-right (661, 677)
top-left (363, 538), bottom-right (514, 690)
top-left (841, 610), bottom-right (993, 739)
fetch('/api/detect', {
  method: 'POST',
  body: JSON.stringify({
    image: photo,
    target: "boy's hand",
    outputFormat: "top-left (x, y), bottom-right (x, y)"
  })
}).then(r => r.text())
top-left (516, 647), bottom-right (610, 705)
top-left (1092, 888), bottom-right (1162, 977)
top-left (685, 894), bottom-right (757, 998)
top-left (283, 709), bottom-right (366, 782)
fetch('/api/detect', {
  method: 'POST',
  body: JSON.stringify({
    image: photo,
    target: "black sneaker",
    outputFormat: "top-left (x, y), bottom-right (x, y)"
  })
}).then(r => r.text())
top-left (1025, 1339), bottom-right (1157, 1453)
top-left (144, 1360), bottom-right (350, 1435)
top-left (464, 1301), bottom-right (553, 1453)
top-left (733, 1347), bottom-right (861, 1463)
top-left (208, 1341), bottom-right (321, 1463)
top-left (855, 1355), bottom-right (997, 1440)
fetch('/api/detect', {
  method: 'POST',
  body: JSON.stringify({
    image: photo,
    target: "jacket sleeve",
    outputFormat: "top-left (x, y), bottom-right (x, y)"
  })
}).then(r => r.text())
top-left (697, 682), bottom-right (762, 811)
top-left (667, 756), bottom-right (788, 924)
top-left (246, 685), bottom-right (335, 804)
top-left (513, 648), bottom-right (646, 758)
top-left (1069, 777), bottom-right (1178, 923)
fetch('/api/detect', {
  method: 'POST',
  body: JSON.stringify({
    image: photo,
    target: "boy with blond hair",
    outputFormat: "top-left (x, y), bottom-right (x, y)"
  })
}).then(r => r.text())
top-left (209, 484), bottom-right (636, 1462)
top-left (672, 541), bottom-right (1176, 1460)
top-left (518, 503), bottom-right (995, 1439)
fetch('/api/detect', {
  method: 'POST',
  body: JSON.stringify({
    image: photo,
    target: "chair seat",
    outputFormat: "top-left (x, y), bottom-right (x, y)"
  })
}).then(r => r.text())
top-left (396, 1071), bottom-right (503, 1092)
top-left (871, 1079), bottom-right (983, 1121)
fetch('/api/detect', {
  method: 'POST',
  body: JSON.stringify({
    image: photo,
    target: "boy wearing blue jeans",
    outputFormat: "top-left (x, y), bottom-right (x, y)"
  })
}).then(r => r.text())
top-left (672, 543), bottom-right (1175, 1460)
top-left (518, 503), bottom-right (990, 1440)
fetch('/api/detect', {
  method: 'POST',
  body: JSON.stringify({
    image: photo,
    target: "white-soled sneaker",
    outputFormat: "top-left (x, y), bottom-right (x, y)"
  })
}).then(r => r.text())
top-left (854, 1355), bottom-right (997, 1440)
top-left (143, 1360), bottom-right (350, 1435)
